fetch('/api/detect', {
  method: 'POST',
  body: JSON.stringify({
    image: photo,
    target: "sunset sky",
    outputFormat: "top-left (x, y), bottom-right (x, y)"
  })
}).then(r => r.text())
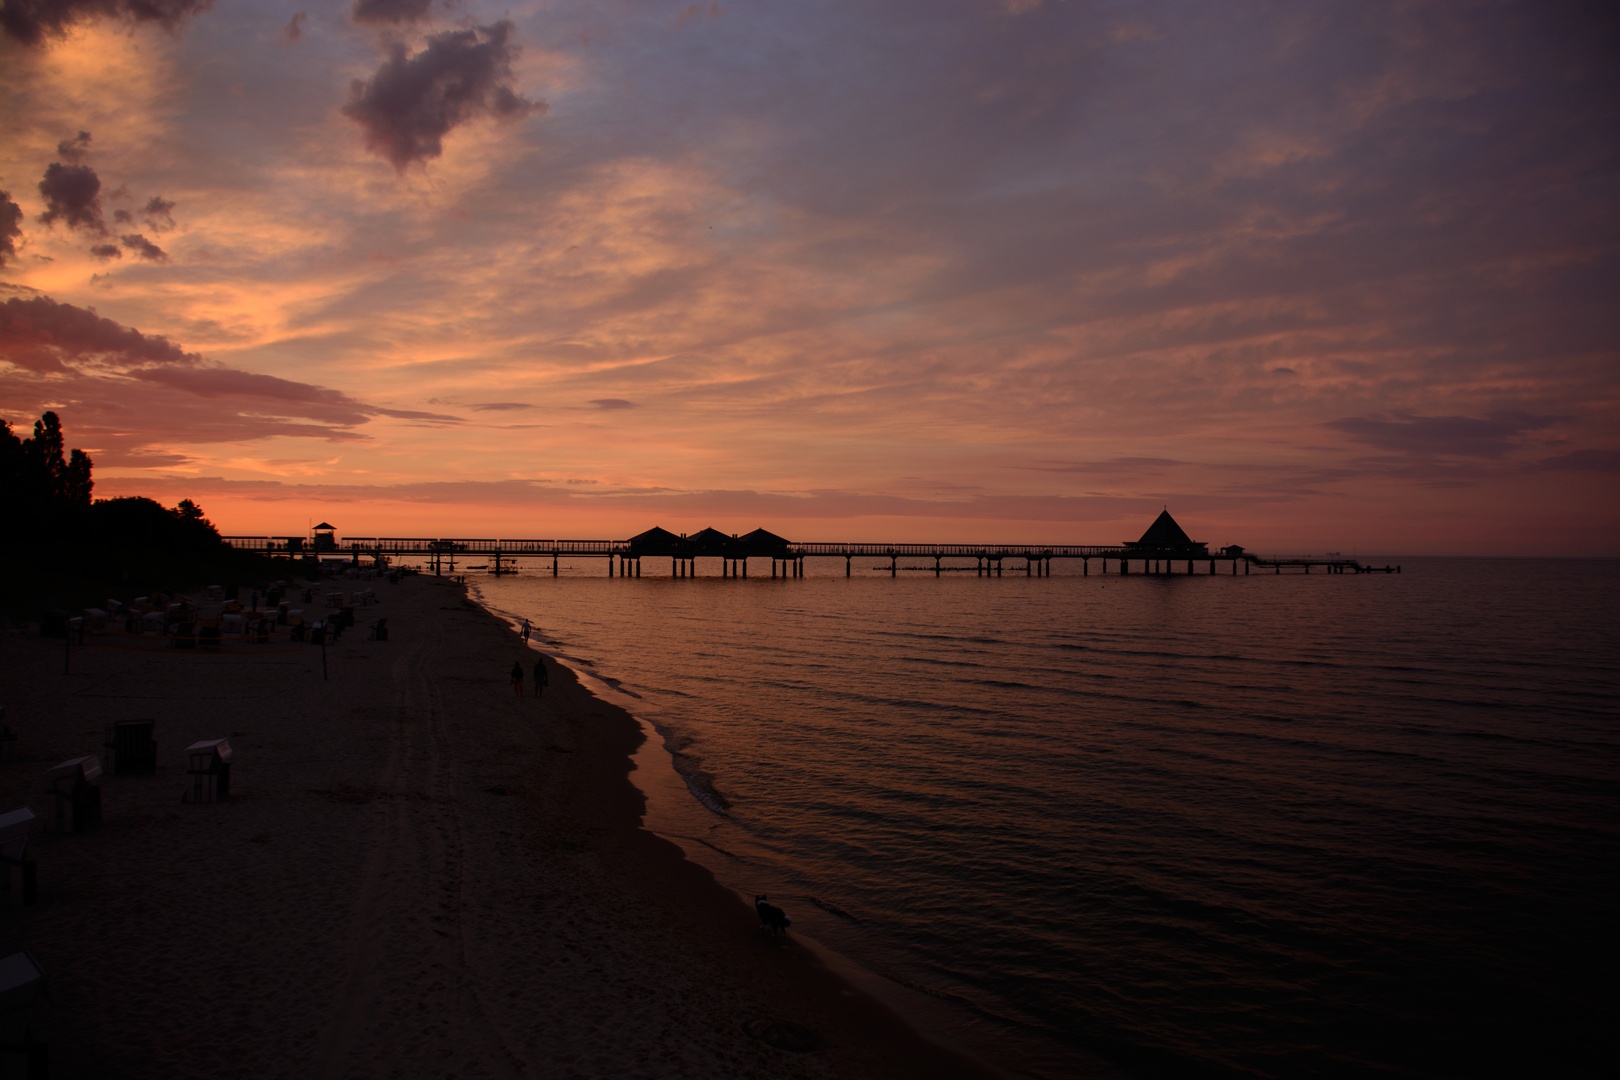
top-left (2, 0), bottom-right (1615, 554)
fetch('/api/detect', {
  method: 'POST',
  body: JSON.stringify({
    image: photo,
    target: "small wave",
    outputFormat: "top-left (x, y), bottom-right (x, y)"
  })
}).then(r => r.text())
top-left (810, 896), bottom-right (862, 922)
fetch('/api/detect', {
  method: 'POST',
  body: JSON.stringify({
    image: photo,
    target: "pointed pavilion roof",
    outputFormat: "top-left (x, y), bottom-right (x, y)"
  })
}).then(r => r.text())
top-left (627, 525), bottom-right (684, 554)
top-left (312, 522), bottom-right (336, 531)
top-left (735, 527), bottom-right (791, 555)
top-left (1126, 509), bottom-right (1205, 551)
top-left (689, 527), bottom-right (736, 549)
top-left (738, 527), bottom-right (791, 547)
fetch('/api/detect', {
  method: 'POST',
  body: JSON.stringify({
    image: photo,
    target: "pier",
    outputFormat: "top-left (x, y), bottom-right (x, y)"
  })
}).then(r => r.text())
top-left (223, 513), bottom-right (1399, 577)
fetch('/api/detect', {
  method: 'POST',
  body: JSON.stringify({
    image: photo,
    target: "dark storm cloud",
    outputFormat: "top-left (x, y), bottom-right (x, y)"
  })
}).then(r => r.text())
top-left (350, 0), bottom-right (431, 25)
top-left (37, 162), bottom-right (105, 234)
top-left (0, 0), bottom-right (214, 47)
top-left (0, 189), bottom-right (22, 268)
top-left (55, 131), bottom-right (91, 164)
top-left (1328, 412), bottom-right (1566, 458)
top-left (342, 21), bottom-right (543, 172)
top-left (0, 293), bottom-right (463, 446)
top-left (120, 233), bottom-right (167, 261)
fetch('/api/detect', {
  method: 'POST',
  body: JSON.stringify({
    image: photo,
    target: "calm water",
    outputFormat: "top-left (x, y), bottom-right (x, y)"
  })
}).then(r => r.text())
top-left (471, 557), bottom-right (1617, 1078)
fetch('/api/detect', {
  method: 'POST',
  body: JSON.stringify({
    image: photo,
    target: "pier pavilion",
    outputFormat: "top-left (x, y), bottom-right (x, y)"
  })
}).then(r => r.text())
top-left (225, 511), bottom-right (1398, 577)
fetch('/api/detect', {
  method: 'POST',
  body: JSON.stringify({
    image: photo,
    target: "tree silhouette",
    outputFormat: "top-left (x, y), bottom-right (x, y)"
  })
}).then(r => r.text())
top-left (1, 410), bottom-right (93, 509)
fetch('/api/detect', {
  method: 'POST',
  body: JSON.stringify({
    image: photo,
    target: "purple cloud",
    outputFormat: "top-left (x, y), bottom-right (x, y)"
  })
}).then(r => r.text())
top-left (37, 162), bottom-right (106, 234)
top-left (120, 233), bottom-right (167, 262)
top-left (282, 10), bottom-right (306, 42)
top-left (0, 0), bottom-right (214, 47)
top-left (90, 243), bottom-right (121, 260)
top-left (0, 189), bottom-right (21, 268)
top-left (55, 131), bottom-right (91, 164)
top-left (1329, 412), bottom-right (1566, 459)
top-left (1535, 449), bottom-right (1620, 474)
top-left (1, 294), bottom-right (199, 371)
top-left (351, 0), bottom-right (431, 25)
top-left (140, 196), bottom-right (175, 231)
top-left (589, 398), bottom-right (636, 410)
top-left (342, 21), bottom-right (543, 172)
top-left (1, 293), bottom-right (463, 447)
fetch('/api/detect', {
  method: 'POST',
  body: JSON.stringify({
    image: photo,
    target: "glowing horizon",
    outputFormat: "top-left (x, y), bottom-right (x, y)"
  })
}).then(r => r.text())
top-left (3, 2), bottom-right (1616, 556)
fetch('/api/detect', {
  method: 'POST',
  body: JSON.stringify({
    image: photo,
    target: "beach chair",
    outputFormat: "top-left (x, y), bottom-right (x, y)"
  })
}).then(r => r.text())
top-left (104, 720), bottom-right (157, 775)
top-left (183, 740), bottom-right (232, 803)
top-left (0, 949), bottom-right (48, 1077)
top-left (45, 757), bottom-right (102, 834)
top-left (0, 809), bottom-right (37, 908)
top-left (368, 617), bottom-right (388, 641)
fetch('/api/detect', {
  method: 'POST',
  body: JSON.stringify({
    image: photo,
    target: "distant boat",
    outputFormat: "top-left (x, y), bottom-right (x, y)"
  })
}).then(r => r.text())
top-left (467, 564), bottom-right (489, 570)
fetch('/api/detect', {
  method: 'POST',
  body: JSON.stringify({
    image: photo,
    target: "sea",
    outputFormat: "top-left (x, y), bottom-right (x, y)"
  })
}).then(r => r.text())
top-left (468, 555), bottom-right (1617, 1079)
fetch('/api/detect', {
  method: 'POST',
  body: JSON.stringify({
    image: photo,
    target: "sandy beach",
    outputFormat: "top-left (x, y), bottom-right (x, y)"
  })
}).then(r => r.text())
top-left (0, 573), bottom-right (998, 1079)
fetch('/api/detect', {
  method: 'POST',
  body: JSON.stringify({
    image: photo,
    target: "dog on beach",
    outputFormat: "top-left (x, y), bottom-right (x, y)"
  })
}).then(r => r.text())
top-left (755, 895), bottom-right (792, 936)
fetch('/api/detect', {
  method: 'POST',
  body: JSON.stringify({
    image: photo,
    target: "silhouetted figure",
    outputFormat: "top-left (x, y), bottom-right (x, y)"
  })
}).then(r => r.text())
top-left (520, 618), bottom-right (531, 642)
top-left (534, 658), bottom-right (548, 698)
top-left (510, 661), bottom-right (524, 696)
top-left (755, 895), bottom-right (792, 936)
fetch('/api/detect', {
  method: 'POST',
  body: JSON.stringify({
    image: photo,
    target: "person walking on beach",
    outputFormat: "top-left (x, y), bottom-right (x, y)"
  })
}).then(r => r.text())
top-left (510, 661), bottom-right (524, 696)
top-left (533, 657), bottom-right (548, 698)
top-left (520, 618), bottom-right (531, 643)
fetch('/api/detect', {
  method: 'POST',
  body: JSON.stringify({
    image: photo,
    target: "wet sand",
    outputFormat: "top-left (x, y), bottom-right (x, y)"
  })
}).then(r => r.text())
top-left (0, 574), bottom-right (998, 1078)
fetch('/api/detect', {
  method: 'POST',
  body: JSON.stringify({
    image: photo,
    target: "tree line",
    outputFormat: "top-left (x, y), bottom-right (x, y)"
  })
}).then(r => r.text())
top-left (1, 412), bottom-right (274, 614)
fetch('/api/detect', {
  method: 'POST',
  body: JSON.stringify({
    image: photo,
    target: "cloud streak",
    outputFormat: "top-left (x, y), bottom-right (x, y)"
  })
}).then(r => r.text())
top-left (0, 295), bottom-right (462, 450)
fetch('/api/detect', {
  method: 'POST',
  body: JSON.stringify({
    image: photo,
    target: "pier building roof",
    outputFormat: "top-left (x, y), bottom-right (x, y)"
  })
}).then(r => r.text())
top-left (1126, 510), bottom-right (1207, 553)
top-left (737, 528), bottom-right (791, 555)
top-left (627, 526), bottom-right (683, 555)
top-left (689, 527), bottom-right (736, 549)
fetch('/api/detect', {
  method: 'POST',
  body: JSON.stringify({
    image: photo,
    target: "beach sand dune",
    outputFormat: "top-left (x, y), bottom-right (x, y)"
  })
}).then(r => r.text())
top-left (0, 575), bottom-right (997, 1078)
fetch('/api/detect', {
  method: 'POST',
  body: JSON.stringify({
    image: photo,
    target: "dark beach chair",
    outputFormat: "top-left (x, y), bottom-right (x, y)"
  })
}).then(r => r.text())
top-left (0, 809), bottom-right (37, 908)
top-left (45, 757), bottom-right (102, 834)
top-left (0, 949), bottom-right (49, 1076)
top-left (183, 740), bottom-right (233, 804)
top-left (104, 721), bottom-right (157, 775)
top-left (368, 617), bottom-right (388, 641)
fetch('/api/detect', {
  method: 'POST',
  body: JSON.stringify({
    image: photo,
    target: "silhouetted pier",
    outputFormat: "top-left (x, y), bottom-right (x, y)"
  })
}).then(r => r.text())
top-left (223, 513), bottom-right (1399, 578)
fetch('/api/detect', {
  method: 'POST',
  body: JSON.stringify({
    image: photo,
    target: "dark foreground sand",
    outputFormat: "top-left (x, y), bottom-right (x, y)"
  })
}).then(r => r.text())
top-left (0, 574), bottom-right (999, 1079)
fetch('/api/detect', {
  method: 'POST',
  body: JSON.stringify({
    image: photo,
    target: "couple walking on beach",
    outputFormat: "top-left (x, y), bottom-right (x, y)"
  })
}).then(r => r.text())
top-left (510, 657), bottom-right (548, 698)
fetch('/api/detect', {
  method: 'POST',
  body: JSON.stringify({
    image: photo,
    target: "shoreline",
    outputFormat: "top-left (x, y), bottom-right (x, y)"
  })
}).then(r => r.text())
top-left (470, 582), bottom-right (1026, 1079)
top-left (0, 572), bottom-right (1007, 1078)
top-left (470, 581), bottom-right (1125, 1080)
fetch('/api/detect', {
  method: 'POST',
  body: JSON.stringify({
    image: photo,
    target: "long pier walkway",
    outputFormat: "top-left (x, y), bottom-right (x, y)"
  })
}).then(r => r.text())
top-left (223, 530), bottom-right (1399, 578)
